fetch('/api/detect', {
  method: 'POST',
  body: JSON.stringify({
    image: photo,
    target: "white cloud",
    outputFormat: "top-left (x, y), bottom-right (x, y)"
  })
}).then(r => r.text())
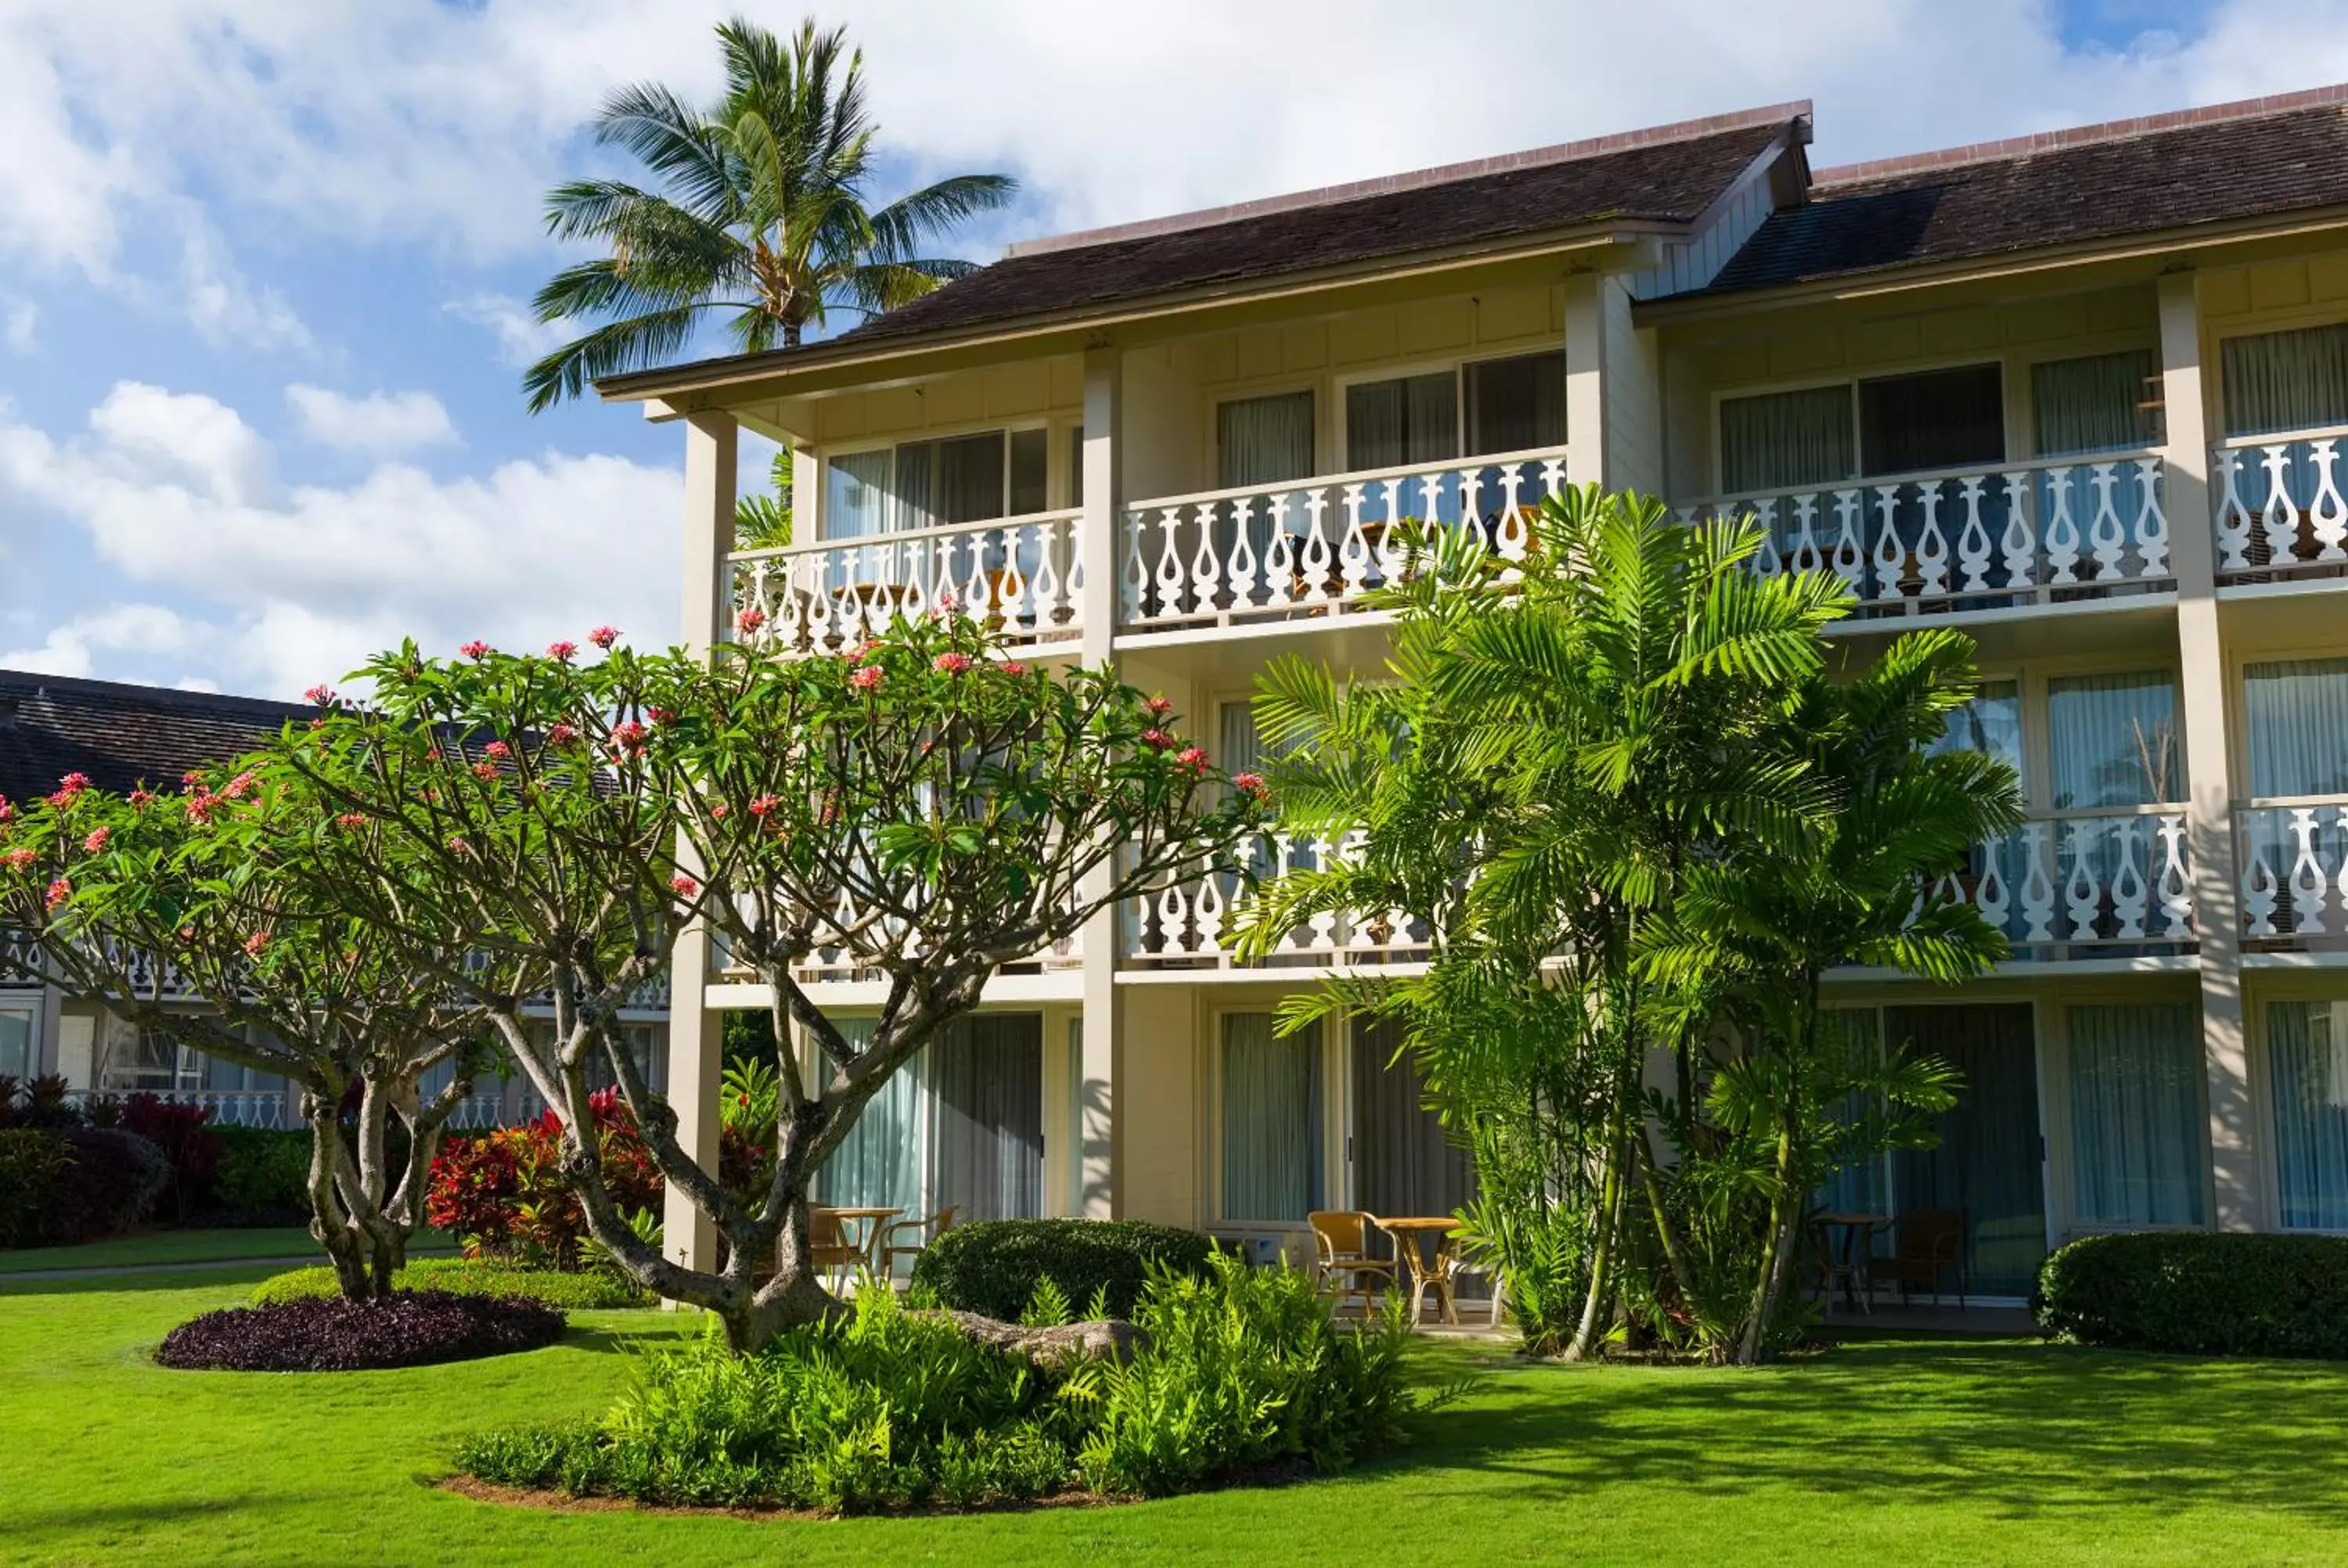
top-left (444, 293), bottom-right (567, 369)
top-left (4, 302), bottom-right (34, 354)
top-left (0, 380), bottom-right (682, 697)
top-left (286, 385), bottom-right (459, 457)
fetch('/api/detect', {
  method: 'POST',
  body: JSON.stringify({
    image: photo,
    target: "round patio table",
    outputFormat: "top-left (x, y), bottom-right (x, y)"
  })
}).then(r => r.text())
top-left (1811, 1210), bottom-right (1891, 1314)
top-left (816, 1206), bottom-right (905, 1271)
top-left (1370, 1215), bottom-right (1465, 1326)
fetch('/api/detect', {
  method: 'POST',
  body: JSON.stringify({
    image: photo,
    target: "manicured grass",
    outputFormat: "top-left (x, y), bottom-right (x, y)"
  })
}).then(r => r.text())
top-left (7, 1271), bottom-right (2348, 1565)
top-left (0, 1226), bottom-right (455, 1274)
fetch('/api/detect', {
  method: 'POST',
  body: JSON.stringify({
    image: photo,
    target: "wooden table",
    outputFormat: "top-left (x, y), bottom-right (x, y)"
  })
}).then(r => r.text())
top-left (1372, 1215), bottom-right (1465, 1326)
top-left (816, 1206), bottom-right (905, 1271)
top-left (1811, 1210), bottom-right (1892, 1314)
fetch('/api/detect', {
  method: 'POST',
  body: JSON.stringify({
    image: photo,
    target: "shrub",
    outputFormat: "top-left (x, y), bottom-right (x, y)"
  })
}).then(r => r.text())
top-left (0, 1074), bottom-right (83, 1131)
top-left (206, 1127), bottom-right (312, 1224)
top-left (2038, 1232), bottom-right (2348, 1358)
top-left (426, 1089), bottom-right (661, 1269)
top-left (250, 1257), bottom-right (653, 1311)
top-left (458, 1259), bottom-right (1425, 1513)
top-left (0, 1129), bottom-right (72, 1247)
top-left (113, 1094), bottom-right (222, 1225)
top-left (49, 1127), bottom-right (169, 1245)
top-left (157, 1290), bottom-right (567, 1371)
top-left (910, 1218), bottom-right (1215, 1322)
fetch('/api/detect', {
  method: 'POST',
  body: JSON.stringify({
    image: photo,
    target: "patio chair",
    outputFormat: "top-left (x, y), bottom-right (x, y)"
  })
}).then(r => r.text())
top-left (805, 1207), bottom-right (866, 1294)
top-left (1308, 1210), bottom-right (1397, 1317)
top-left (878, 1205), bottom-right (959, 1281)
top-left (1877, 1209), bottom-right (1967, 1310)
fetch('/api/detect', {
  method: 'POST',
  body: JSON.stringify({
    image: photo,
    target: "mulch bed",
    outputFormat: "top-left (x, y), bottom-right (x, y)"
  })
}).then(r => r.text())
top-left (157, 1289), bottom-right (565, 1372)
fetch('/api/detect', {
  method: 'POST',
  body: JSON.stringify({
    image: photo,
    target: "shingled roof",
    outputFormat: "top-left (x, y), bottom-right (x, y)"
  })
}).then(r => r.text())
top-left (1705, 87), bottom-right (2348, 297)
top-left (0, 671), bottom-right (308, 805)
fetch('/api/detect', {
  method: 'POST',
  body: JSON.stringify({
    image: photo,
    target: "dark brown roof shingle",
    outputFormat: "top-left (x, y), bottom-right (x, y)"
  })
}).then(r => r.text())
top-left (1707, 98), bottom-right (2348, 296)
top-left (0, 671), bottom-right (308, 805)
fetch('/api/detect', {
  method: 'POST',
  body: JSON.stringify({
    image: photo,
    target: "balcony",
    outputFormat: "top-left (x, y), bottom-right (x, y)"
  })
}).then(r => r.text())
top-left (2211, 426), bottom-right (2348, 586)
top-left (1122, 831), bottom-right (1429, 972)
top-left (1925, 807), bottom-right (2195, 957)
top-left (1680, 451), bottom-right (2170, 623)
top-left (1118, 447), bottom-right (1569, 637)
top-left (729, 509), bottom-right (1088, 656)
top-left (2238, 797), bottom-right (2348, 950)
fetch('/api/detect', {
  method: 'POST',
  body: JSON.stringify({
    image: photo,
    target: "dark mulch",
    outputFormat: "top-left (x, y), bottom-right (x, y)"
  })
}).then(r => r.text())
top-left (157, 1289), bottom-right (566, 1372)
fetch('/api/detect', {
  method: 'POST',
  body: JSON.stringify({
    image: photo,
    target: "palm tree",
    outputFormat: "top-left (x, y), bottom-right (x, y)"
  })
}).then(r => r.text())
top-left (524, 17), bottom-right (1017, 411)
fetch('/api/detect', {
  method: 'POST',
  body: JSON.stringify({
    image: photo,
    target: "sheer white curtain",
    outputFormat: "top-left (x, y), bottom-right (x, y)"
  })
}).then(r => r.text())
top-left (819, 1018), bottom-right (925, 1212)
top-left (2047, 671), bottom-right (2181, 808)
top-left (2033, 351), bottom-right (2162, 456)
top-left (1719, 385), bottom-right (1855, 494)
top-left (931, 1015), bottom-right (1044, 1222)
top-left (2221, 322), bottom-right (2348, 438)
top-left (2270, 1000), bottom-right (2348, 1228)
top-left (2243, 658), bottom-right (2348, 798)
top-left (1219, 1012), bottom-right (1320, 1221)
top-left (824, 451), bottom-right (893, 541)
top-left (2065, 1004), bottom-right (2207, 1227)
top-left (1217, 392), bottom-right (1316, 487)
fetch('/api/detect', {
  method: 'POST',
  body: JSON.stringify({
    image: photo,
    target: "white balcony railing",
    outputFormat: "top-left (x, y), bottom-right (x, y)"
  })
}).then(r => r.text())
top-left (1119, 448), bottom-right (1570, 634)
top-left (1921, 807), bottom-right (2194, 952)
top-left (1680, 451), bottom-right (2170, 619)
top-left (2239, 797), bottom-right (2348, 947)
top-left (729, 510), bottom-right (1086, 656)
top-left (1122, 832), bottom-right (1431, 970)
top-left (2212, 426), bottom-right (2348, 583)
top-left (61, 1087), bottom-right (294, 1129)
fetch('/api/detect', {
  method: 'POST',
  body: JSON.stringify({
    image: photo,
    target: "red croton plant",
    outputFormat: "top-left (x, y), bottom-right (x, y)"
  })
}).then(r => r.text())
top-left (279, 609), bottom-right (1262, 1350)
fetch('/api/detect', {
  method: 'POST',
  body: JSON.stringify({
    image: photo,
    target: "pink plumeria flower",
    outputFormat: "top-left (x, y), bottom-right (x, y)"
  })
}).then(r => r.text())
top-left (460, 640), bottom-right (492, 660)
top-left (336, 813), bottom-right (366, 831)
top-left (484, 740), bottom-right (511, 759)
top-left (304, 684), bottom-right (336, 707)
top-left (611, 720), bottom-right (649, 755)
top-left (81, 827), bottom-right (110, 854)
top-left (45, 878), bottom-right (71, 911)
top-left (747, 794), bottom-right (782, 818)
top-left (589, 625), bottom-right (621, 649)
top-left (736, 607), bottom-right (768, 635)
top-left (1, 848), bottom-right (36, 874)
top-left (1140, 728), bottom-right (1172, 750)
top-left (670, 875), bottom-right (700, 898)
top-left (547, 723), bottom-right (578, 746)
top-left (849, 664), bottom-right (885, 692)
top-left (1232, 772), bottom-right (1271, 802)
top-left (1144, 695), bottom-right (1174, 718)
top-left (999, 660), bottom-right (1030, 677)
top-left (128, 789), bottom-right (155, 809)
top-left (447, 836), bottom-right (471, 856)
top-left (0, 797), bottom-right (13, 824)
top-left (932, 651), bottom-right (973, 674)
top-left (221, 771), bottom-right (257, 800)
top-left (243, 930), bottom-right (271, 958)
top-left (710, 803), bottom-right (729, 821)
top-left (472, 761), bottom-right (500, 782)
top-left (1177, 746), bottom-right (1209, 771)
top-left (546, 640), bottom-right (579, 663)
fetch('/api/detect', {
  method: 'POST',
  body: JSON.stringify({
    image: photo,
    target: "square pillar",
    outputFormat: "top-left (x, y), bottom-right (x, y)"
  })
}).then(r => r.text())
top-left (1078, 345), bottom-right (1122, 1217)
top-left (1561, 271), bottom-right (1607, 491)
top-left (664, 410), bottom-right (736, 1278)
top-left (2158, 272), bottom-right (2256, 1230)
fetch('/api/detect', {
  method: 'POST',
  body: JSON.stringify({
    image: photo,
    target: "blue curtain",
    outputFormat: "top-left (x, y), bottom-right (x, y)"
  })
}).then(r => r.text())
top-left (819, 1018), bottom-right (924, 1213)
top-left (2270, 1000), bottom-right (2348, 1229)
top-left (2243, 658), bottom-right (2348, 799)
top-left (1221, 1012), bottom-right (1321, 1221)
top-left (1818, 1008), bottom-right (1889, 1218)
top-left (2065, 1004), bottom-right (2207, 1227)
top-left (2047, 672), bottom-right (2180, 808)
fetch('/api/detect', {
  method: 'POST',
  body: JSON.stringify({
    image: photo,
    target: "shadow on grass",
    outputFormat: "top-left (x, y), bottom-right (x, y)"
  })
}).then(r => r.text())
top-left (0, 1265), bottom-right (282, 1298)
top-left (1388, 1337), bottom-right (2348, 1523)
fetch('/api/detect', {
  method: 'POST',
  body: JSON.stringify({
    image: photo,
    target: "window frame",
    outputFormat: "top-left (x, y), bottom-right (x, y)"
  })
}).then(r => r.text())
top-left (1335, 347), bottom-right (1570, 473)
top-left (813, 416), bottom-right (1057, 544)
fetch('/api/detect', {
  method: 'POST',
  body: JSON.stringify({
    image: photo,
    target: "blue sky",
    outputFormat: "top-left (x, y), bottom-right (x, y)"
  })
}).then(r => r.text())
top-left (0, 0), bottom-right (2334, 697)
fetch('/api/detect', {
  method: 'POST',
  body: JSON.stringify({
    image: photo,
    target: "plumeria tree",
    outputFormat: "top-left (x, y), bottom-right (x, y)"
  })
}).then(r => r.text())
top-left (289, 613), bottom-right (1260, 1350)
top-left (0, 758), bottom-right (497, 1299)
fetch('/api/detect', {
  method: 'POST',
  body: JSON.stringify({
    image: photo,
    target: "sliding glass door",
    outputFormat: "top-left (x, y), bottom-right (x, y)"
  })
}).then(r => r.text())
top-left (817, 1012), bottom-right (1045, 1224)
top-left (1347, 1016), bottom-right (1472, 1221)
top-left (1888, 1004), bottom-right (2048, 1296)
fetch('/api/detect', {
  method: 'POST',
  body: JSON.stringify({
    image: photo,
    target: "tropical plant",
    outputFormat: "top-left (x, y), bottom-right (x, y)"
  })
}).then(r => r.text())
top-left (524, 16), bottom-right (1016, 409)
top-left (736, 447), bottom-right (794, 552)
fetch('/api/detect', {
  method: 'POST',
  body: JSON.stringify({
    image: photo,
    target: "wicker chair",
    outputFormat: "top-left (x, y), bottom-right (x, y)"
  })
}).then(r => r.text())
top-left (878, 1206), bottom-right (960, 1280)
top-left (806, 1207), bottom-right (867, 1293)
top-left (1308, 1210), bottom-right (1398, 1317)
top-left (1878, 1208), bottom-right (1968, 1310)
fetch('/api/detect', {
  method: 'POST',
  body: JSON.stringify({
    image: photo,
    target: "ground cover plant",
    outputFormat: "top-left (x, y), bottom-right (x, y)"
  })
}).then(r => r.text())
top-left (458, 1253), bottom-right (1414, 1512)
top-left (909, 1218), bottom-right (1216, 1321)
top-left (252, 1257), bottom-right (651, 1311)
top-left (13, 1271), bottom-right (2348, 1564)
top-left (158, 1289), bottom-right (566, 1372)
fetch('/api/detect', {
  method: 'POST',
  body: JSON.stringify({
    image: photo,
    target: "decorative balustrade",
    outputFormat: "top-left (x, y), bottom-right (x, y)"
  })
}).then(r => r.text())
top-left (60, 1087), bottom-right (295, 1129)
top-left (1919, 809), bottom-right (2194, 951)
top-left (1680, 451), bottom-right (2169, 619)
top-left (1119, 448), bottom-right (1569, 633)
top-left (729, 510), bottom-right (1086, 656)
top-left (2211, 427), bottom-right (2348, 583)
top-left (1123, 832), bottom-right (1431, 969)
top-left (2238, 798), bottom-right (2348, 948)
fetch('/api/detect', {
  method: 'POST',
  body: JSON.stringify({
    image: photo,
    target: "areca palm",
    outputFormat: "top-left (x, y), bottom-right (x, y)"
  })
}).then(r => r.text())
top-left (524, 17), bottom-right (1017, 411)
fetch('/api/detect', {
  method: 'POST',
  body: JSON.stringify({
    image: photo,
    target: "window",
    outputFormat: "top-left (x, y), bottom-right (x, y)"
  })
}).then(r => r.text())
top-left (2034, 350), bottom-right (2163, 456)
top-left (1344, 352), bottom-right (1565, 471)
top-left (1930, 680), bottom-right (2025, 775)
top-left (1720, 385), bottom-right (1854, 493)
top-left (0, 1006), bottom-right (32, 1080)
top-left (820, 429), bottom-right (1050, 540)
top-left (2065, 1003), bottom-right (2207, 1227)
top-left (1859, 363), bottom-right (2004, 477)
top-left (2221, 322), bottom-right (2348, 438)
top-left (2046, 671), bottom-right (2181, 807)
top-left (1218, 391), bottom-right (1316, 487)
top-left (2242, 657), bottom-right (2348, 798)
top-left (1219, 1012), bottom-right (1321, 1221)
top-left (2267, 999), bottom-right (2348, 1228)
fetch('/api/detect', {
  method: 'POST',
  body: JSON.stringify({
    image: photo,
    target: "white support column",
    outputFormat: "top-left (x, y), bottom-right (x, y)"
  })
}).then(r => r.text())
top-left (790, 443), bottom-right (819, 545)
top-left (664, 410), bottom-right (736, 1278)
top-left (1561, 270), bottom-right (1608, 491)
top-left (2158, 272), bottom-right (2256, 1230)
top-left (1077, 344), bottom-right (1122, 1217)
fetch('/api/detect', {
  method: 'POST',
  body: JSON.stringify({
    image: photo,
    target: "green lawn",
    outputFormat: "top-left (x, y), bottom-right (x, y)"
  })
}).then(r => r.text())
top-left (6, 1272), bottom-right (2348, 1566)
top-left (0, 1227), bottom-right (456, 1274)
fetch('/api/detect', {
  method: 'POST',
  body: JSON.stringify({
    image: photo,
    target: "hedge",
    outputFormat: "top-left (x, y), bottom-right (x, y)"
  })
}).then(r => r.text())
top-left (2037, 1231), bottom-right (2348, 1358)
top-left (0, 1127), bottom-right (170, 1249)
top-left (250, 1257), bottom-right (654, 1311)
top-left (206, 1127), bottom-right (312, 1224)
top-left (909, 1217), bottom-right (1215, 1321)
